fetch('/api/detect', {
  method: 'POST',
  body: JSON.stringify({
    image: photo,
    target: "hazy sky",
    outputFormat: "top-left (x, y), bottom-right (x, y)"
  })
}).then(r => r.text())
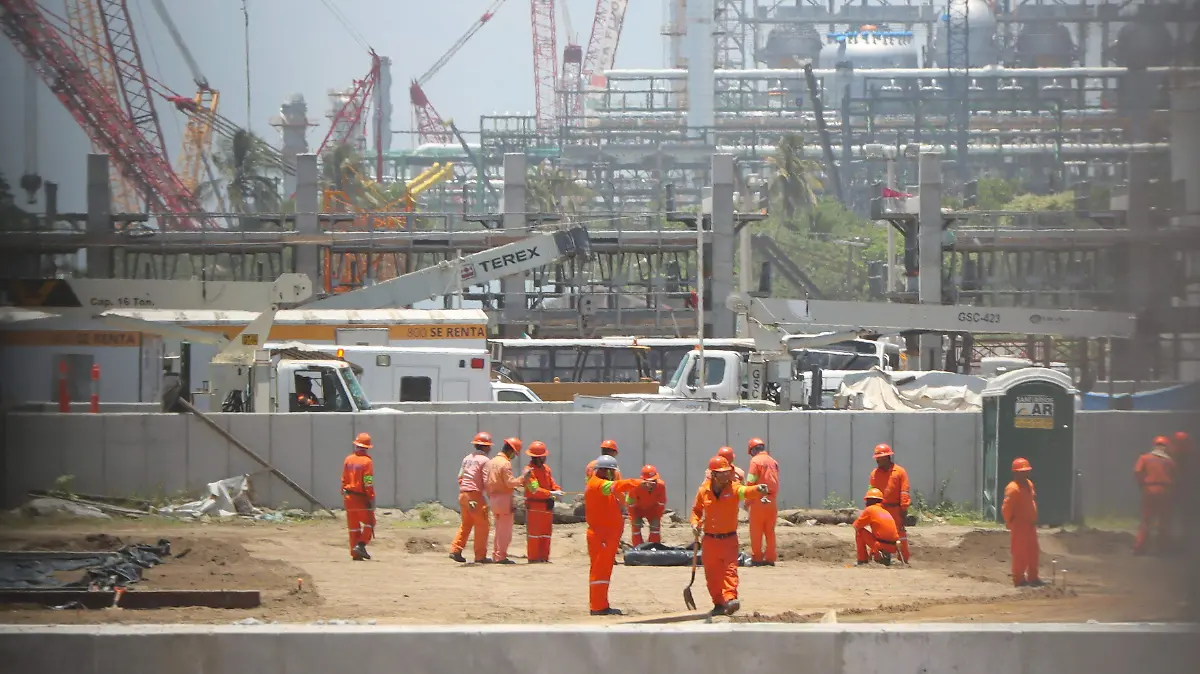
top-left (0, 0), bottom-right (669, 211)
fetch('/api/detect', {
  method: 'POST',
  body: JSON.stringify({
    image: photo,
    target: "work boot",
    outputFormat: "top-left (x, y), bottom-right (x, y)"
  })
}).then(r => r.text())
top-left (353, 543), bottom-right (371, 560)
top-left (449, 552), bottom-right (467, 563)
top-left (877, 551), bottom-right (892, 566)
top-left (494, 558), bottom-right (517, 565)
top-left (1014, 579), bottom-right (1028, 588)
top-left (474, 558), bottom-right (492, 564)
top-left (590, 607), bottom-right (623, 616)
top-left (1026, 579), bottom-right (1046, 588)
top-left (856, 560), bottom-right (870, 566)
top-left (710, 604), bottom-right (726, 616)
top-left (724, 599), bottom-right (741, 616)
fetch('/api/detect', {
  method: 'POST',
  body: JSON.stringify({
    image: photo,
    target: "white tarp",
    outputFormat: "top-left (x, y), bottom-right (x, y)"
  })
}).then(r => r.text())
top-left (156, 475), bottom-right (259, 518)
top-left (573, 395), bottom-right (714, 412)
top-left (836, 368), bottom-right (984, 412)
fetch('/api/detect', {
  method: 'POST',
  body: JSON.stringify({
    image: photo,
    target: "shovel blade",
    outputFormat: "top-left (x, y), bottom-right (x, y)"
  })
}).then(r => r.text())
top-left (683, 587), bottom-right (696, 611)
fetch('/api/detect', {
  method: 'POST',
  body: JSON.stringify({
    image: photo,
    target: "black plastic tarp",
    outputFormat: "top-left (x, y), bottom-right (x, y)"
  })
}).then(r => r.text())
top-left (622, 541), bottom-right (752, 567)
top-left (0, 540), bottom-right (171, 591)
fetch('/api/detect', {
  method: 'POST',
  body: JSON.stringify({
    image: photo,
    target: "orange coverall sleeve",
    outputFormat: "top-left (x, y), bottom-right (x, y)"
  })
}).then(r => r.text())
top-left (502, 461), bottom-right (523, 490)
top-left (1001, 482), bottom-right (1022, 528)
top-left (852, 508), bottom-right (871, 530)
top-left (1134, 455), bottom-right (1148, 485)
top-left (897, 468), bottom-right (911, 510)
top-left (363, 458), bottom-right (376, 501)
top-left (523, 467), bottom-right (549, 499)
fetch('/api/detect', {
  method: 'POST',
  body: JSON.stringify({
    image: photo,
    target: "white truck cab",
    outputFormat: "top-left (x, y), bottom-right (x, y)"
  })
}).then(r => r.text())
top-left (209, 351), bottom-right (375, 413)
top-left (491, 381), bottom-right (542, 402)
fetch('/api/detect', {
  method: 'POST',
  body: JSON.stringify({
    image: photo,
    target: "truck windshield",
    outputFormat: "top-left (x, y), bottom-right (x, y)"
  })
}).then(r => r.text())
top-left (340, 368), bottom-right (372, 411)
top-left (794, 350), bottom-right (878, 371)
top-left (666, 353), bottom-right (692, 388)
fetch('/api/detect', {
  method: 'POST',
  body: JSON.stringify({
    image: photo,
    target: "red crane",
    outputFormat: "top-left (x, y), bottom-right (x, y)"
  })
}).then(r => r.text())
top-left (579, 0), bottom-right (628, 117)
top-left (530, 0), bottom-right (558, 131)
top-left (0, 0), bottom-right (208, 230)
top-left (94, 0), bottom-right (169, 162)
top-left (410, 0), bottom-right (506, 145)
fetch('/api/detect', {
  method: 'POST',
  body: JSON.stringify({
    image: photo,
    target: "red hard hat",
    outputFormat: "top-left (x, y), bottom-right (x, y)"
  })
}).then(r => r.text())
top-left (748, 437), bottom-right (766, 454)
top-left (353, 432), bottom-right (372, 449)
top-left (1174, 431), bottom-right (1190, 443)
top-left (717, 446), bottom-right (736, 462)
top-left (526, 441), bottom-right (548, 457)
top-left (708, 456), bottom-right (732, 473)
top-left (600, 439), bottom-right (619, 453)
top-left (1153, 435), bottom-right (1170, 447)
top-left (1012, 457), bottom-right (1032, 472)
top-left (641, 465), bottom-right (659, 480)
top-left (472, 432), bottom-right (493, 447)
top-left (873, 443), bottom-right (894, 459)
top-left (503, 437), bottom-right (522, 454)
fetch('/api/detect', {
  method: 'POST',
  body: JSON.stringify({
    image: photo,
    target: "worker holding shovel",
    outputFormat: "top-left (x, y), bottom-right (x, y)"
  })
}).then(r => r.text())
top-left (690, 456), bottom-right (769, 616)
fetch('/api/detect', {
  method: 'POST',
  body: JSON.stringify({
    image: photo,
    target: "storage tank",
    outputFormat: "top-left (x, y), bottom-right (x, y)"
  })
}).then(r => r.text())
top-left (933, 0), bottom-right (1000, 68)
top-left (757, 23), bottom-right (823, 68)
top-left (1012, 22), bottom-right (1076, 68)
top-left (819, 29), bottom-right (921, 69)
top-left (1110, 21), bottom-right (1174, 69)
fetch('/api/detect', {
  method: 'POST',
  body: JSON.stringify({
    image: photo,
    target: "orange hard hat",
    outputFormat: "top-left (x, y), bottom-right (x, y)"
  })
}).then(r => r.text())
top-left (1012, 457), bottom-right (1032, 472)
top-left (353, 432), bottom-right (372, 449)
top-left (748, 437), bottom-right (766, 454)
top-left (1174, 431), bottom-right (1190, 443)
top-left (526, 441), bottom-right (548, 457)
top-left (717, 446), bottom-right (736, 463)
top-left (1153, 435), bottom-right (1170, 447)
top-left (503, 437), bottom-right (522, 454)
top-left (600, 439), bottom-right (619, 453)
top-left (472, 431), bottom-right (493, 447)
top-left (708, 456), bottom-right (732, 473)
top-left (873, 443), bottom-right (894, 459)
top-left (864, 487), bottom-right (884, 501)
top-left (641, 464), bottom-right (659, 480)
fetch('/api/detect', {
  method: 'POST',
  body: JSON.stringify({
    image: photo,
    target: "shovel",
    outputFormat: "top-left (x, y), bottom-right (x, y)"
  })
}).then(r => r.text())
top-left (683, 528), bottom-right (701, 610)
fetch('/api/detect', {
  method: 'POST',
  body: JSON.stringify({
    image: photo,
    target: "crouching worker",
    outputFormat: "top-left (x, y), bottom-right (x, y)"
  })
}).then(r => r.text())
top-left (853, 487), bottom-right (899, 566)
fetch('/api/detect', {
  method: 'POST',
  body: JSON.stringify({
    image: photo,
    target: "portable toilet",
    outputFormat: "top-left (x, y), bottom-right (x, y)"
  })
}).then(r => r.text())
top-left (981, 368), bottom-right (1077, 526)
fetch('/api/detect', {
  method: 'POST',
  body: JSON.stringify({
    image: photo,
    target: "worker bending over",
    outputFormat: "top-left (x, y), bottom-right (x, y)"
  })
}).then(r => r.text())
top-left (869, 443), bottom-right (912, 563)
top-left (628, 465), bottom-right (667, 546)
top-left (523, 441), bottom-right (564, 563)
top-left (691, 456), bottom-right (770, 616)
top-left (745, 438), bottom-right (780, 566)
top-left (1134, 436), bottom-right (1176, 555)
top-left (342, 432), bottom-right (376, 560)
top-left (450, 432), bottom-right (493, 564)
top-left (1002, 458), bottom-right (1044, 587)
top-left (485, 437), bottom-right (526, 564)
top-left (853, 487), bottom-right (899, 565)
top-left (585, 455), bottom-right (647, 616)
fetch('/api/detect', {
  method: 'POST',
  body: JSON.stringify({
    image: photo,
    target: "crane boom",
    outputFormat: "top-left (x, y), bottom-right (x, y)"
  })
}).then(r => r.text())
top-left (582, 0), bottom-right (628, 81)
top-left (0, 0), bottom-right (210, 229)
top-left (306, 227), bottom-right (592, 310)
top-left (530, 0), bottom-right (558, 131)
top-left (416, 0), bottom-right (505, 86)
top-left (147, 0), bottom-right (206, 88)
top-left (95, 0), bottom-right (168, 161)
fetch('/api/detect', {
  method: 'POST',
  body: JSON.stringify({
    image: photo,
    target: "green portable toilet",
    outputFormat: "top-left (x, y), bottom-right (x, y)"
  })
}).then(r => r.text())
top-left (981, 368), bottom-right (1077, 526)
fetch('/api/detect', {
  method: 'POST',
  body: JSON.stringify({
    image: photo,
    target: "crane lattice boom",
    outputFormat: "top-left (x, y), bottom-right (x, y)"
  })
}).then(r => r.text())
top-left (95, 0), bottom-right (168, 161)
top-left (317, 53), bottom-right (381, 159)
top-left (530, 0), bottom-right (558, 131)
top-left (582, 0), bottom-right (628, 84)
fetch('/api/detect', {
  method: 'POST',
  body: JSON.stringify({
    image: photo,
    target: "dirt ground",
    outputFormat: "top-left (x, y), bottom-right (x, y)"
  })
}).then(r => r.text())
top-left (0, 515), bottom-right (1189, 625)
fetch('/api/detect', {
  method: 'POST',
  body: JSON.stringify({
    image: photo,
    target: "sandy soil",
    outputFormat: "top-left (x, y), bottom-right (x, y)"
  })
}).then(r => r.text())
top-left (0, 515), bottom-right (1188, 625)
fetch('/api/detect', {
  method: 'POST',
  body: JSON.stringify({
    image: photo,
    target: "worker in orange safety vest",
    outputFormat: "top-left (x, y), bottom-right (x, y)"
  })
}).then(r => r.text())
top-left (869, 443), bottom-right (912, 563)
top-left (450, 432), bottom-right (493, 564)
top-left (522, 441), bottom-right (564, 563)
top-left (628, 465), bottom-right (667, 546)
top-left (853, 487), bottom-right (899, 566)
top-left (1002, 457), bottom-right (1044, 587)
top-left (585, 454), bottom-right (647, 616)
top-left (341, 432), bottom-right (376, 561)
top-left (485, 437), bottom-right (526, 564)
top-left (1134, 436), bottom-right (1177, 555)
top-left (745, 438), bottom-right (780, 566)
top-left (691, 456), bottom-right (770, 616)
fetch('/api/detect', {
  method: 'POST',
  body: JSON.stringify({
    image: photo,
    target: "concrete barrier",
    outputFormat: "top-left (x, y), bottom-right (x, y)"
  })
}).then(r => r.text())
top-left (0, 624), bottom-right (1194, 674)
top-left (2, 410), bottom-right (1195, 517)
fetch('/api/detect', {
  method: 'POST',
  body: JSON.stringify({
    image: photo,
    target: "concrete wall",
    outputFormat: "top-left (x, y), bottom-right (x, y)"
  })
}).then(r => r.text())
top-left (0, 624), bottom-right (1194, 674)
top-left (2, 410), bottom-right (1194, 517)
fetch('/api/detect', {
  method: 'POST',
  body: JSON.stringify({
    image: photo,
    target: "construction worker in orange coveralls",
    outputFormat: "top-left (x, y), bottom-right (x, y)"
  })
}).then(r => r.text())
top-left (450, 432), bottom-right (493, 564)
top-left (485, 437), bottom-right (525, 564)
top-left (691, 456), bottom-right (770, 616)
top-left (585, 454), bottom-right (647, 616)
top-left (853, 487), bottom-right (899, 566)
top-left (745, 438), bottom-right (780, 566)
top-left (522, 441), bottom-right (564, 563)
top-left (586, 439), bottom-right (622, 479)
top-left (341, 432), bottom-right (376, 561)
top-left (705, 445), bottom-right (746, 483)
top-left (1002, 457), bottom-right (1044, 587)
top-left (869, 443), bottom-right (912, 563)
top-left (1134, 436), bottom-right (1177, 555)
top-left (628, 465), bottom-right (667, 546)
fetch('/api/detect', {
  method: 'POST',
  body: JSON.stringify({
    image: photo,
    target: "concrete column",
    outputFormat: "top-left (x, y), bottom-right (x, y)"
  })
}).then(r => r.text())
top-left (85, 153), bottom-right (113, 279)
top-left (710, 154), bottom-right (736, 338)
top-left (294, 154), bottom-right (320, 289)
top-left (1126, 151), bottom-right (1159, 379)
top-left (500, 154), bottom-right (527, 335)
top-left (685, 0), bottom-right (715, 139)
top-left (917, 152), bottom-right (943, 370)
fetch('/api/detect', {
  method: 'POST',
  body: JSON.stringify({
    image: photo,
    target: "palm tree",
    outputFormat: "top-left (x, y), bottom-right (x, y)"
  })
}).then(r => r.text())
top-left (200, 130), bottom-right (281, 227)
top-left (767, 133), bottom-right (823, 226)
top-left (526, 164), bottom-right (594, 215)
